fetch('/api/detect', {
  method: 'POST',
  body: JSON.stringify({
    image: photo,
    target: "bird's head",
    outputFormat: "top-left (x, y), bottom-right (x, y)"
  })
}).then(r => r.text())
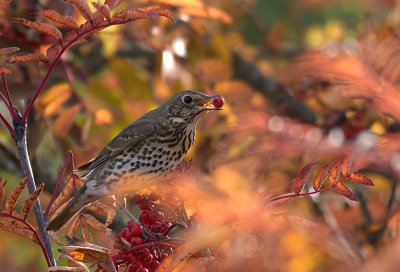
top-left (165, 90), bottom-right (224, 124)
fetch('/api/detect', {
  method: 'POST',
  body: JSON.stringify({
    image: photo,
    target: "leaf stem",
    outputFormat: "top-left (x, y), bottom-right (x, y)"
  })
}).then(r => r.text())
top-left (0, 112), bottom-right (14, 137)
top-left (1, 73), bottom-right (16, 119)
top-left (269, 187), bottom-right (329, 202)
top-left (45, 150), bottom-right (73, 217)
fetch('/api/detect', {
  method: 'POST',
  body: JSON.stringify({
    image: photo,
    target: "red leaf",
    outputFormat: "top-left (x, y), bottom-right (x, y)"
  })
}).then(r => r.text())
top-left (348, 173), bottom-right (375, 186)
top-left (330, 181), bottom-right (358, 201)
top-left (341, 157), bottom-right (351, 177)
top-left (292, 162), bottom-right (318, 194)
top-left (313, 164), bottom-right (331, 190)
top-left (328, 159), bottom-right (342, 186)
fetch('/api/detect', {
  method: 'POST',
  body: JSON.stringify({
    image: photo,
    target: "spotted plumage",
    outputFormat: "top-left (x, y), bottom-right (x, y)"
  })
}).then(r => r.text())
top-left (46, 90), bottom-right (223, 231)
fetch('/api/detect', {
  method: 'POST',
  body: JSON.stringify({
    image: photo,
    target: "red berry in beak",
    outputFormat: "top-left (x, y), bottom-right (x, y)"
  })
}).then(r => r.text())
top-left (212, 96), bottom-right (224, 108)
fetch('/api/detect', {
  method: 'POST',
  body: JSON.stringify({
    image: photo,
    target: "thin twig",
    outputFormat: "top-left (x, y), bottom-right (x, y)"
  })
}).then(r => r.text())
top-left (269, 187), bottom-right (329, 202)
top-left (45, 150), bottom-right (73, 217)
top-left (1, 73), bottom-right (16, 119)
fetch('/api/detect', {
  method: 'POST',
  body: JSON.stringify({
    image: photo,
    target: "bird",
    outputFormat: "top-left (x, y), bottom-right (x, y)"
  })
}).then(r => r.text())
top-left (46, 90), bottom-right (224, 231)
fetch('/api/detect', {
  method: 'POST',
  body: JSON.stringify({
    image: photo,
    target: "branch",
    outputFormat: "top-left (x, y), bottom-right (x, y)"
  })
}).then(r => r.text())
top-left (13, 108), bottom-right (56, 266)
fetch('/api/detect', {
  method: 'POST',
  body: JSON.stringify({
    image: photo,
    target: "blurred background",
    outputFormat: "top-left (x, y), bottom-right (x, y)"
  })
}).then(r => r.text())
top-left (2, 0), bottom-right (400, 271)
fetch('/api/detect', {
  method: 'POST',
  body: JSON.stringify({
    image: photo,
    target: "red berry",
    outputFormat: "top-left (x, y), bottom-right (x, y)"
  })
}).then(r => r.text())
top-left (139, 211), bottom-right (151, 226)
top-left (149, 211), bottom-right (165, 222)
top-left (139, 203), bottom-right (154, 211)
top-left (160, 223), bottom-right (172, 234)
top-left (126, 253), bottom-right (135, 263)
top-left (140, 253), bottom-right (153, 263)
top-left (131, 224), bottom-right (143, 237)
top-left (212, 96), bottom-right (224, 108)
top-left (133, 195), bottom-right (144, 204)
top-left (148, 261), bottom-right (160, 271)
top-left (136, 269), bottom-right (149, 272)
top-left (130, 237), bottom-right (142, 246)
top-left (129, 263), bottom-right (143, 272)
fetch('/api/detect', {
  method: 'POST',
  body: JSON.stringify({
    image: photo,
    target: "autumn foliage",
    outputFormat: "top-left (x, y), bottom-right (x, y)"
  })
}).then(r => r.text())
top-left (1, 0), bottom-right (400, 271)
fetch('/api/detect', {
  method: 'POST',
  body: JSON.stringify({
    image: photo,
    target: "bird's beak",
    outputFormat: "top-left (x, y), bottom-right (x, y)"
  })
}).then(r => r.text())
top-left (195, 95), bottom-right (224, 110)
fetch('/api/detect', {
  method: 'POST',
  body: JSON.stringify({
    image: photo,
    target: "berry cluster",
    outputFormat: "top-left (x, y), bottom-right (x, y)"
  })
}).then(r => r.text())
top-left (111, 194), bottom-right (175, 272)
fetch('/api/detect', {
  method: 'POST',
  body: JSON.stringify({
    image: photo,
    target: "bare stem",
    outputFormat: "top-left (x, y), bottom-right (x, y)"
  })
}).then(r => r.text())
top-left (269, 187), bottom-right (329, 202)
top-left (13, 109), bottom-right (56, 266)
top-left (1, 73), bottom-right (16, 119)
top-left (45, 150), bottom-right (73, 217)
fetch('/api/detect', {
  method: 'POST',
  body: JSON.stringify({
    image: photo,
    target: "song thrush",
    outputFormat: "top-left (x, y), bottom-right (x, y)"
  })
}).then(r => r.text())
top-left (46, 90), bottom-right (224, 231)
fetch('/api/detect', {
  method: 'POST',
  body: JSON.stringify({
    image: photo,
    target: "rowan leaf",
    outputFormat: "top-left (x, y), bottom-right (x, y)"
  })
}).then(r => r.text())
top-left (0, 217), bottom-right (38, 243)
top-left (67, 216), bottom-right (82, 237)
top-left (347, 173), bottom-right (375, 186)
top-left (37, 10), bottom-right (79, 30)
top-left (81, 225), bottom-right (94, 244)
top-left (52, 104), bottom-right (81, 138)
top-left (59, 236), bottom-right (112, 263)
top-left (111, 6), bottom-right (173, 24)
top-left (7, 53), bottom-right (48, 63)
top-left (82, 214), bottom-right (110, 232)
top-left (0, 66), bottom-right (12, 74)
top-left (0, 0), bottom-right (12, 11)
top-left (92, 2), bottom-right (111, 21)
top-left (313, 164), bottom-right (331, 190)
top-left (21, 183), bottom-right (44, 219)
top-left (86, 202), bottom-right (115, 226)
top-left (0, 178), bottom-right (7, 205)
top-left (5, 176), bottom-right (29, 214)
top-left (13, 18), bottom-right (63, 41)
top-left (0, 46), bottom-right (20, 56)
top-left (46, 43), bottom-right (62, 63)
top-left (327, 159), bottom-right (342, 186)
top-left (64, 0), bottom-right (94, 22)
top-left (330, 181), bottom-right (358, 201)
top-left (104, 0), bottom-right (119, 10)
top-left (48, 175), bottom-right (76, 218)
top-left (292, 162), bottom-right (318, 194)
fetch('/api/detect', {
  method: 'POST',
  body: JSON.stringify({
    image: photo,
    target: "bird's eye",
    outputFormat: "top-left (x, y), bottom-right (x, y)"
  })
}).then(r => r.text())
top-left (182, 95), bottom-right (193, 104)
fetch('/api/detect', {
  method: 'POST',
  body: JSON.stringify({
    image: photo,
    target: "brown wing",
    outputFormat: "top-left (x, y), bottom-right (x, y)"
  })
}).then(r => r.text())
top-left (76, 122), bottom-right (155, 177)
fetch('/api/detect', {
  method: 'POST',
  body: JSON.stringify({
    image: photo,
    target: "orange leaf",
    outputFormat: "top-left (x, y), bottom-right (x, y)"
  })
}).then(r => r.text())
top-left (64, 0), bottom-right (94, 22)
top-left (0, 178), bottom-right (7, 204)
top-left (0, 66), bottom-right (12, 74)
top-left (104, 0), bottom-right (119, 10)
top-left (60, 236), bottom-right (112, 263)
top-left (7, 52), bottom-right (47, 63)
top-left (13, 18), bottom-right (63, 41)
top-left (86, 202), bottom-right (115, 226)
top-left (81, 225), bottom-right (94, 244)
top-left (313, 164), bottom-right (331, 190)
top-left (46, 43), bottom-right (62, 63)
top-left (111, 6), bottom-right (173, 24)
top-left (67, 216), bottom-right (82, 237)
top-left (330, 181), bottom-right (358, 201)
top-left (328, 159), bottom-right (342, 186)
top-left (348, 173), bottom-right (375, 186)
top-left (0, 217), bottom-right (39, 243)
top-left (91, 2), bottom-right (111, 21)
top-left (52, 104), bottom-right (81, 138)
top-left (82, 214), bottom-right (110, 232)
top-left (48, 175), bottom-right (76, 218)
top-left (292, 162), bottom-right (318, 194)
top-left (21, 183), bottom-right (44, 219)
top-left (0, 46), bottom-right (19, 56)
top-left (37, 10), bottom-right (79, 30)
top-left (5, 176), bottom-right (28, 214)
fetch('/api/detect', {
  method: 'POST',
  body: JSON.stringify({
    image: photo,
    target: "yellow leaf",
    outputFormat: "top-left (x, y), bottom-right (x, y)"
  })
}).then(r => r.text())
top-left (52, 104), bottom-right (81, 138)
top-left (94, 108), bottom-right (113, 125)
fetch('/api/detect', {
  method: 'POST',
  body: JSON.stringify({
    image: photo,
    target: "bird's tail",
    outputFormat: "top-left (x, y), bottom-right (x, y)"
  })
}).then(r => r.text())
top-left (46, 196), bottom-right (88, 231)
